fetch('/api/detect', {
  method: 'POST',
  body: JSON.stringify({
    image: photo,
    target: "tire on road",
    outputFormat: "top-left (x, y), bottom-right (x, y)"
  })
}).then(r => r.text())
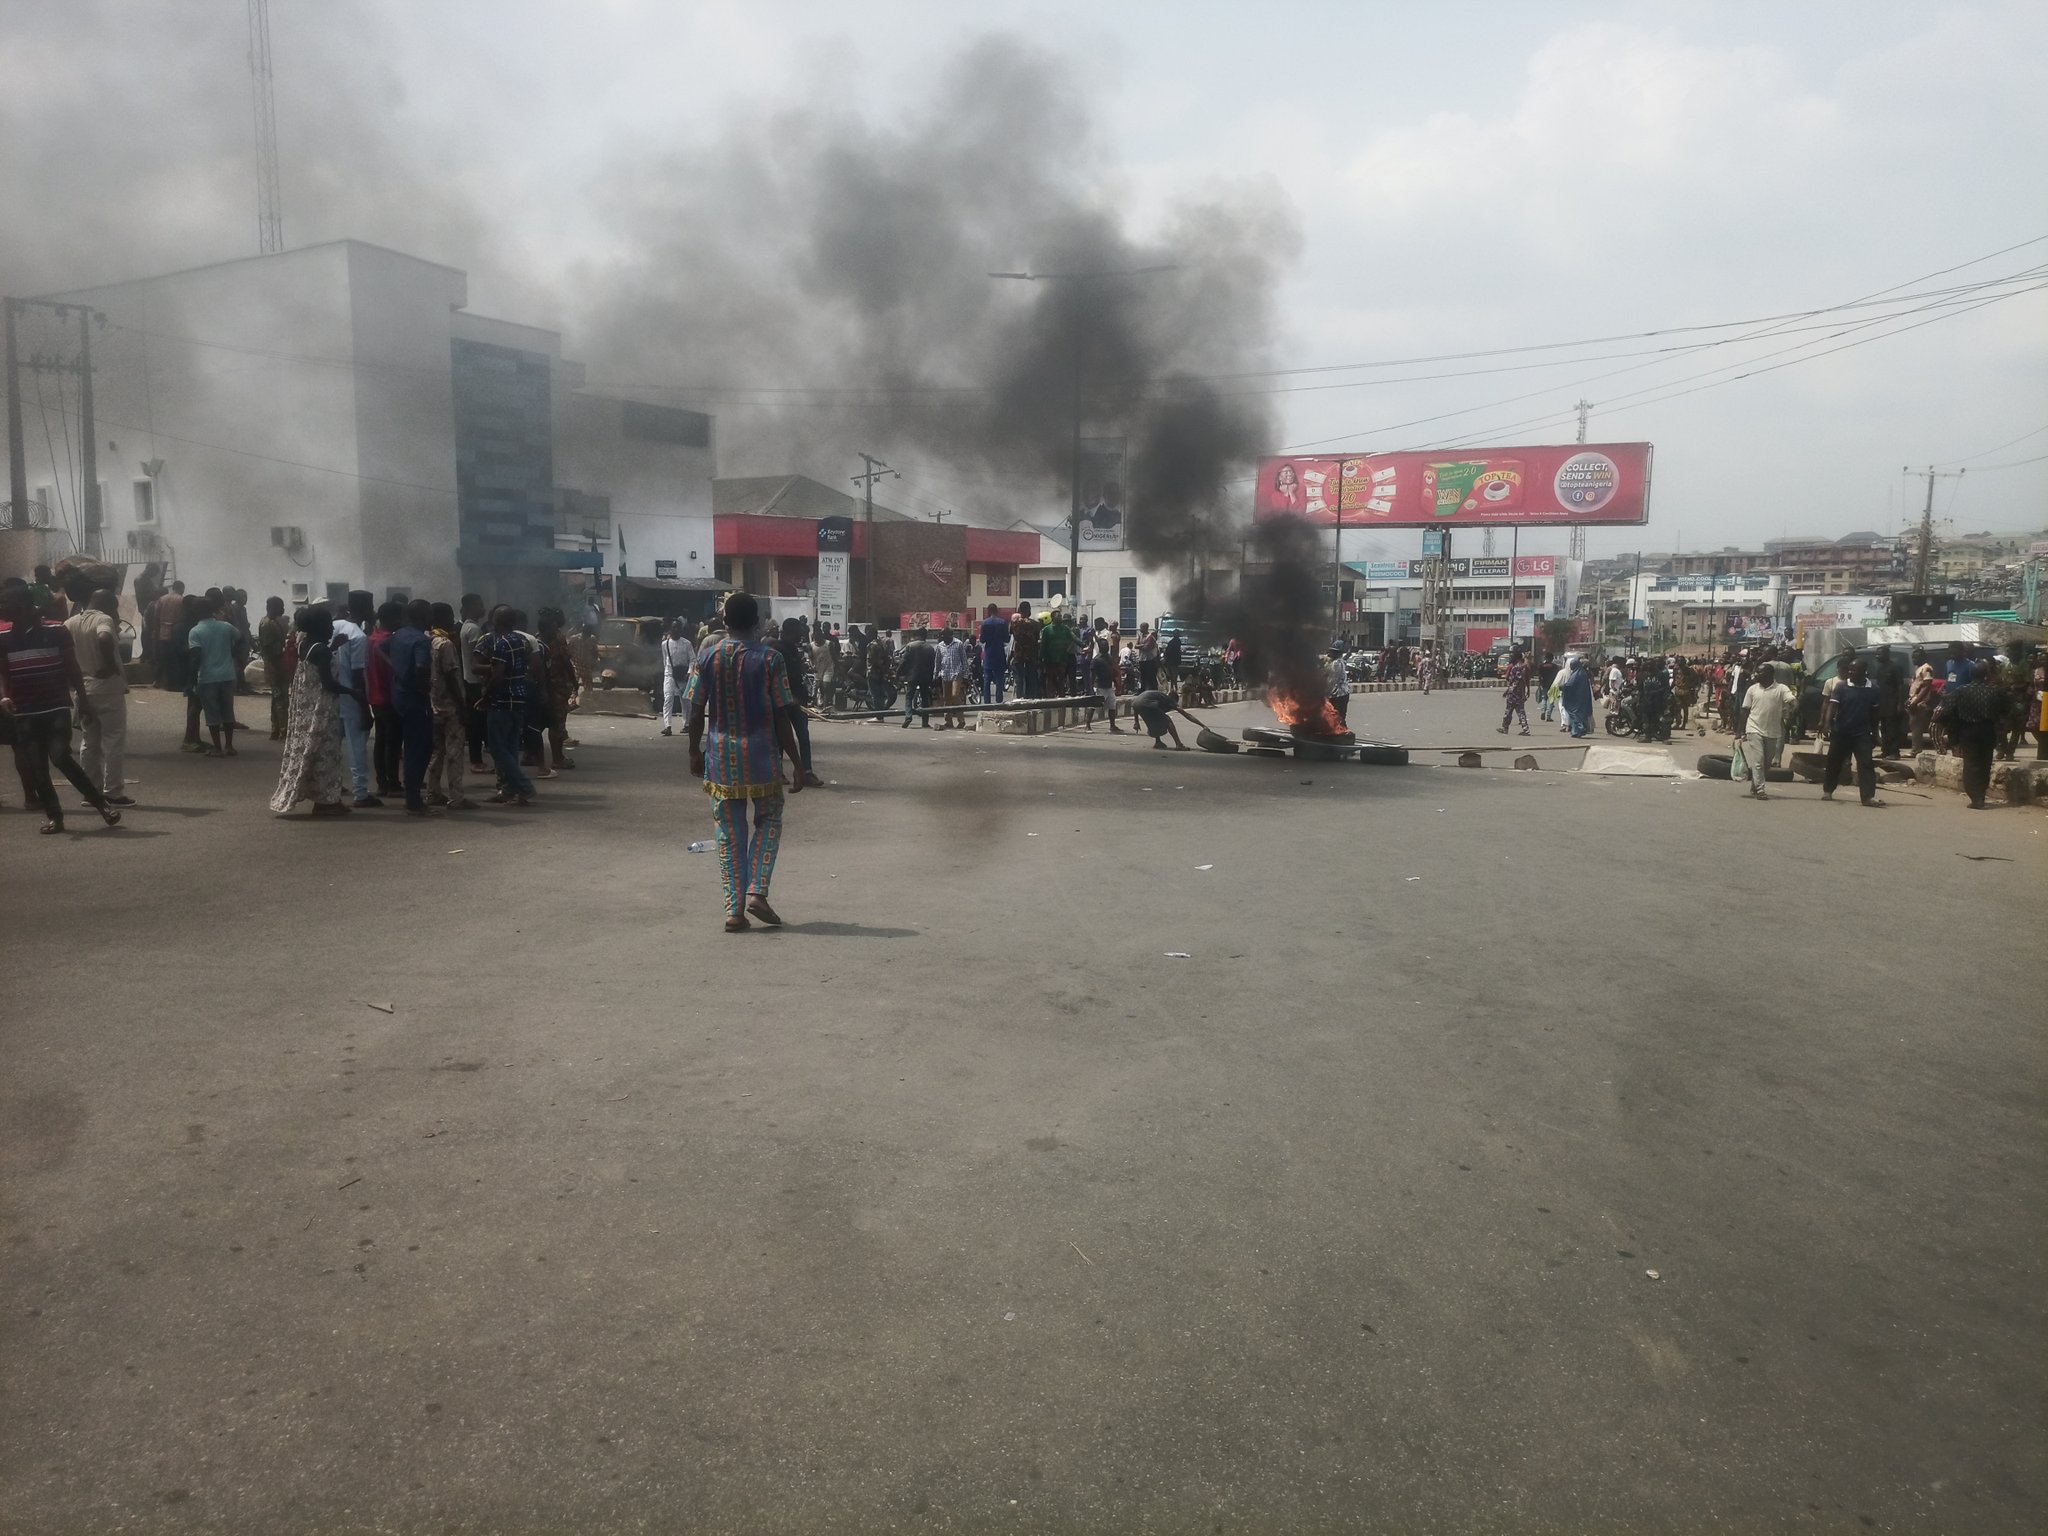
top-left (1353, 745), bottom-right (1409, 767)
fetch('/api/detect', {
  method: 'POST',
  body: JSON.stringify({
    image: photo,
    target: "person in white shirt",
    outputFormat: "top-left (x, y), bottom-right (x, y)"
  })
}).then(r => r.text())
top-left (659, 618), bottom-right (697, 736)
top-left (1737, 662), bottom-right (1797, 799)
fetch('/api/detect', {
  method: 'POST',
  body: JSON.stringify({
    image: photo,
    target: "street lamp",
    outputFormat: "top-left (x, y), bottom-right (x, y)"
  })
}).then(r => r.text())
top-left (989, 264), bottom-right (1176, 610)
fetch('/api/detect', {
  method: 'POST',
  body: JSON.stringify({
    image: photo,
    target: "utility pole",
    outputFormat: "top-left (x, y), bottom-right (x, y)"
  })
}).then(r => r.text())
top-left (4, 299), bottom-right (24, 529)
top-left (1329, 458), bottom-right (1349, 640)
top-left (929, 509), bottom-right (952, 525)
top-left (1904, 464), bottom-right (1963, 595)
top-left (989, 263), bottom-right (1175, 613)
top-left (77, 307), bottom-right (100, 556)
top-left (851, 454), bottom-right (896, 626)
top-left (1575, 399), bottom-right (1592, 444)
top-left (248, 0), bottom-right (284, 253)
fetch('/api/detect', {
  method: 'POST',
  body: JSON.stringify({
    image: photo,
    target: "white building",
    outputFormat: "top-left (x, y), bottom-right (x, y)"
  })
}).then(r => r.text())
top-left (1, 240), bottom-right (714, 616)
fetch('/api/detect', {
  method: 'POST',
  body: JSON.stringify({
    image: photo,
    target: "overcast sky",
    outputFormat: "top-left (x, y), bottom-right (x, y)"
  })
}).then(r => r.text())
top-left (3, 0), bottom-right (2042, 560)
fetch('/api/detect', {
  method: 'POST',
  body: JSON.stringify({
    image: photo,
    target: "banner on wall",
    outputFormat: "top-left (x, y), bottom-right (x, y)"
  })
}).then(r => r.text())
top-left (1255, 444), bottom-right (1652, 527)
top-left (1076, 437), bottom-right (1127, 552)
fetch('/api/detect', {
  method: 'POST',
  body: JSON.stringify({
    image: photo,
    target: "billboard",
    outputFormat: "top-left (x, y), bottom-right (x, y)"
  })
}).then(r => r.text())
top-left (1076, 437), bottom-right (1127, 552)
top-left (816, 516), bottom-right (852, 630)
top-left (1254, 443), bottom-right (1652, 527)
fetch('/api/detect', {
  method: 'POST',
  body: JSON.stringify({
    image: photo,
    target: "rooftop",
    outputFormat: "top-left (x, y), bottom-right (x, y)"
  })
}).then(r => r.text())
top-left (713, 475), bottom-right (914, 523)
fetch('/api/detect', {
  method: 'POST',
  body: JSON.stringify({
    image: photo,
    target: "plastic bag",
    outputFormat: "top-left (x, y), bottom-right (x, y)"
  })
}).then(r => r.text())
top-left (1729, 738), bottom-right (1748, 780)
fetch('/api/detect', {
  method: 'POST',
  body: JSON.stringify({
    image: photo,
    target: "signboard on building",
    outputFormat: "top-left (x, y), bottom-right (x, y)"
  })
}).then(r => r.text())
top-left (816, 516), bottom-right (852, 629)
top-left (1254, 443), bottom-right (1653, 528)
top-left (1420, 529), bottom-right (1446, 556)
top-left (653, 559), bottom-right (678, 580)
top-left (1076, 437), bottom-right (1127, 552)
top-left (898, 611), bottom-right (976, 634)
top-left (1791, 594), bottom-right (1889, 639)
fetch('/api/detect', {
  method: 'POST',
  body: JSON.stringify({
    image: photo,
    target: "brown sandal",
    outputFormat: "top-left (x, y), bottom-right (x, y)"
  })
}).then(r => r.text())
top-left (745, 896), bottom-right (783, 927)
top-left (723, 914), bottom-right (752, 933)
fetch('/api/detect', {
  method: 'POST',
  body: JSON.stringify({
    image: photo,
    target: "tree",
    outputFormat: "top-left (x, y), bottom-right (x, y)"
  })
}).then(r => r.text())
top-left (1540, 616), bottom-right (1574, 656)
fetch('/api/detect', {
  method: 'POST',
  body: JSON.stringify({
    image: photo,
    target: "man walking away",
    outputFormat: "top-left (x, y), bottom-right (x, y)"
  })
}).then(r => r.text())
top-left (474, 605), bottom-right (536, 806)
top-left (65, 588), bottom-right (132, 805)
top-left (391, 599), bottom-right (438, 815)
top-left (1938, 661), bottom-right (2003, 810)
top-left (1088, 636), bottom-right (1123, 732)
top-left (898, 628), bottom-right (936, 728)
top-left (1161, 630), bottom-right (1182, 693)
top-left (686, 592), bottom-right (805, 932)
top-left (659, 618), bottom-right (697, 735)
top-left (1535, 654), bottom-right (1560, 722)
top-left (1497, 648), bottom-right (1532, 736)
top-left (152, 581), bottom-right (187, 689)
top-left (1822, 658), bottom-right (1884, 806)
top-left (0, 584), bottom-right (121, 832)
top-left (187, 596), bottom-right (243, 757)
top-left (257, 596), bottom-right (292, 739)
top-left (333, 592), bottom-right (378, 805)
top-left (1906, 647), bottom-right (1937, 753)
top-left (979, 603), bottom-right (1010, 705)
top-left (1738, 662), bottom-right (1796, 800)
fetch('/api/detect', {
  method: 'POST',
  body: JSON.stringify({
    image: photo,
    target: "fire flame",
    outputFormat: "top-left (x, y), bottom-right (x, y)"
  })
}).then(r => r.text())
top-left (1268, 686), bottom-right (1354, 741)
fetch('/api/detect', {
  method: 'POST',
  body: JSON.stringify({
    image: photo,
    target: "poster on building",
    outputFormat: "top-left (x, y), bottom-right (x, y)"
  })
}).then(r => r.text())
top-left (816, 516), bottom-right (852, 629)
top-left (1253, 444), bottom-right (1652, 528)
top-left (1076, 437), bottom-right (1127, 552)
top-left (1791, 594), bottom-right (1889, 641)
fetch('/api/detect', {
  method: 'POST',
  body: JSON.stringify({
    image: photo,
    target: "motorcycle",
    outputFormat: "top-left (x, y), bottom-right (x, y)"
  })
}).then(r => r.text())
top-left (1603, 688), bottom-right (1641, 737)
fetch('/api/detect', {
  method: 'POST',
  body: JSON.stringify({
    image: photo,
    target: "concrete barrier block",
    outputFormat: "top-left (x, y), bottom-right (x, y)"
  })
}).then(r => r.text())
top-left (1913, 751), bottom-right (1938, 784)
top-left (1988, 760), bottom-right (2033, 804)
top-left (1934, 754), bottom-right (1964, 792)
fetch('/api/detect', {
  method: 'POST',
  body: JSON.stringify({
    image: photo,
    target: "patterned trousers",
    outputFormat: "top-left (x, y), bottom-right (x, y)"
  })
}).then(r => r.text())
top-left (713, 793), bottom-right (785, 915)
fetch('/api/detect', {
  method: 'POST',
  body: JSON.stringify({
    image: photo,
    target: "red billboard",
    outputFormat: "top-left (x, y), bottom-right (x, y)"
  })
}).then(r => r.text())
top-left (1255, 443), bottom-right (1651, 527)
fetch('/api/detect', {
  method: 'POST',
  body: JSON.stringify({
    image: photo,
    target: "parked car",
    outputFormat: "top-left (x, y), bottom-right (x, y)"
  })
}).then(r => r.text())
top-left (1796, 642), bottom-right (1994, 734)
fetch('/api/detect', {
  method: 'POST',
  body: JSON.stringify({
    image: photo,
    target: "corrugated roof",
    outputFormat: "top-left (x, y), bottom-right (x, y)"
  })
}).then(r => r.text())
top-left (713, 475), bottom-right (914, 522)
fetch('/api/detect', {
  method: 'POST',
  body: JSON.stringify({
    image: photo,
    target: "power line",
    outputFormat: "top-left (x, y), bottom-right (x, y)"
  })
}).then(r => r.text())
top-left (92, 247), bottom-right (2048, 405)
top-left (1269, 280), bottom-right (2039, 454)
top-left (1931, 422), bottom-right (2048, 467)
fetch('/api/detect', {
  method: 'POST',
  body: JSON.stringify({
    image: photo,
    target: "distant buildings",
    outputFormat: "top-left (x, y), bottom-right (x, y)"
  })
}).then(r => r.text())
top-left (0, 240), bottom-right (714, 615)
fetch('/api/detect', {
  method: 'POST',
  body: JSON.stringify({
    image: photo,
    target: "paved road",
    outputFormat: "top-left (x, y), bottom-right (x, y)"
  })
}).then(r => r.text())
top-left (4, 687), bottom-right (2042, 1533)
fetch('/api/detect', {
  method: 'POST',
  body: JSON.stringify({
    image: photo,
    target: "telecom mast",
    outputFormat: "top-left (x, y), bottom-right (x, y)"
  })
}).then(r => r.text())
top-left (248, 0), bottom-right (283, 253)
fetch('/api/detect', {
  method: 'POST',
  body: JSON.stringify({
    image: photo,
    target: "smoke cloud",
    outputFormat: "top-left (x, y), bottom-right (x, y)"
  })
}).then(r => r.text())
top-left (572, 36), bottom-right (1300, 579)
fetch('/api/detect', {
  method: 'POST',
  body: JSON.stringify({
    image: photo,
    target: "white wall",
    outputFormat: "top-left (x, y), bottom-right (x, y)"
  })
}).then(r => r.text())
top-left (33, 244), bottom-right (367, 602)
top-left (555, 392), bottom-right (716, 581)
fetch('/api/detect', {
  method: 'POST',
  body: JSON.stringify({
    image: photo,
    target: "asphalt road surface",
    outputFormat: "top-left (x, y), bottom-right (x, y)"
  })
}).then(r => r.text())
top-left (4, 686), bottom-right (2042, 1534)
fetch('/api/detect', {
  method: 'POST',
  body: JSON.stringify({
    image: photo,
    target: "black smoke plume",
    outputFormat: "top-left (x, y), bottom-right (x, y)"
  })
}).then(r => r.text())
top-left (573, 36), bottom-right (1300, 581)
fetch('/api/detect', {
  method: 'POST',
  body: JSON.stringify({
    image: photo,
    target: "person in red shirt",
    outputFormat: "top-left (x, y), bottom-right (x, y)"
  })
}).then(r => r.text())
top-left (0, 582), bottom-right (122, 833)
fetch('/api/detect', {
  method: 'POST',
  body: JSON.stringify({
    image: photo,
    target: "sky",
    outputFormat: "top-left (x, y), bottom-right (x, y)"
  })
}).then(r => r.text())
top-left (2, 0), bottom-right (2043, 561)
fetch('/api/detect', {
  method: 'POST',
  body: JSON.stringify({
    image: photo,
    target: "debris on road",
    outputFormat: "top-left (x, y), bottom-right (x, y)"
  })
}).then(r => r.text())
top-left (1164, 951), bottom-right (1191, 959)
top-left (1645, 1269), bottom-right (1661, 1281)
top-left (360, 1000), bottom-right (395, 1014)
top-left (1195, 864), bottom-right (1214, 871)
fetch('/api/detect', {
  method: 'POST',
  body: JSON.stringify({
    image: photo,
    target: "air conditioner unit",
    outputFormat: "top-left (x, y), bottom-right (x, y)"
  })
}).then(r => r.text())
top-left (270, 525), bottom-right (305, 551)
top-left (127, 528), bottom-right (162, 551)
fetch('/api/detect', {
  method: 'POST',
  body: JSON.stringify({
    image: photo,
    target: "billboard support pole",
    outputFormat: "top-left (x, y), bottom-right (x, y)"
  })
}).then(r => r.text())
top-left (1330, 458), bottom-right (1346, 642)
top-left (1509, 525), bottom-right (1519, 652)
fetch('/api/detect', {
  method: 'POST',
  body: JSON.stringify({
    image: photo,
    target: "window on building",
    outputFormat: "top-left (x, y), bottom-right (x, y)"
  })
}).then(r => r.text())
top-left (621, 401), bottom-right (711, 447)
top-left (132, 479), bottom-right (155, 524)
top-left (289, 582), bottom-right (311, 604)
top-left (1019, 579), bottom-right (1045, 601)
top-left (1119, 576), bottom-right (1138, 632)
top-left (1046, 579), bottom-right (1066, 600)
top-left (555, 490), bottom-right (611, 543)
top-left (325, 582), bottom-right (350, 605)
